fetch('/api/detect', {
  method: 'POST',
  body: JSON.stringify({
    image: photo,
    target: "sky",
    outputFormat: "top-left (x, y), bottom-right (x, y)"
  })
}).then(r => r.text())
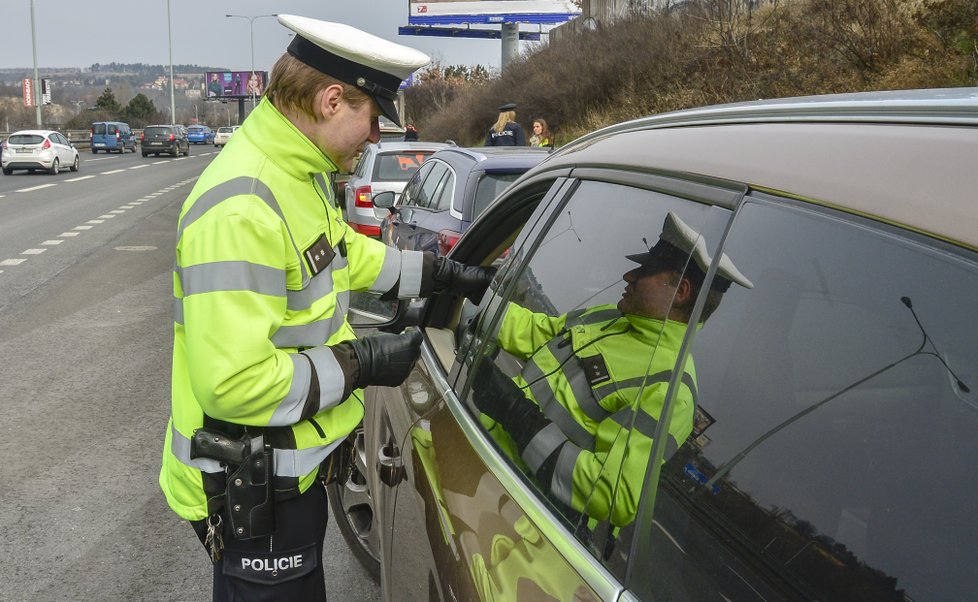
top-left (0, 0), bottom-right (537, 73)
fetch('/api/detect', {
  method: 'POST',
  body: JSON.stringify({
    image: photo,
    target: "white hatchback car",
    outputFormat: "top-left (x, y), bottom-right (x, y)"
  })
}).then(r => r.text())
top-left (213, 125), bottom-right (239, 148)
top-left (2, 130), bottom-right (80, 175)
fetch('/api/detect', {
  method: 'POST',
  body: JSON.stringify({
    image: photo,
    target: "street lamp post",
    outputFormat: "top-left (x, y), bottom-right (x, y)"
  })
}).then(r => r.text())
top-left (167, 0), bottom-right (176, 125)
top-left (226, 13), bottom-right (277, 113)
top-left (30, 0), bottom-right (42, 127)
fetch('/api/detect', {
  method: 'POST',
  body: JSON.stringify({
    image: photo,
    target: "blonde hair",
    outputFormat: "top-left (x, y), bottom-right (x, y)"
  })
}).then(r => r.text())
top-left (265, 53), bottom-right (370, 121)
top-left (492, 110), bottom-right (516, 134)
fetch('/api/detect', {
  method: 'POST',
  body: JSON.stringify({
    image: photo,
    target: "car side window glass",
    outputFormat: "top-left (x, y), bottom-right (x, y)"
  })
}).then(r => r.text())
top-left (430, 168), bottom-right (456, 211)
top-left (400, 163), bottom-right (433, 208)
top-left (634, 198), bottom-right (978, 601)
top-left (463, 179), bottom-right (730, 576)
top-left (416, 162), bottom-right (449, 210)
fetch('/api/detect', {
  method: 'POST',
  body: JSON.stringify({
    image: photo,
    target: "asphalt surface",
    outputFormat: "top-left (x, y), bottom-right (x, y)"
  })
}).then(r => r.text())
top-left (0, 147), bottom-right (380, 601)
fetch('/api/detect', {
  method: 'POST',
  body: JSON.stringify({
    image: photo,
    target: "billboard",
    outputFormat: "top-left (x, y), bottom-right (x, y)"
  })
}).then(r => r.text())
top-left (408, 0), bottom-right (581, 25)
top-left (206, 71), bottom-right (268, 99)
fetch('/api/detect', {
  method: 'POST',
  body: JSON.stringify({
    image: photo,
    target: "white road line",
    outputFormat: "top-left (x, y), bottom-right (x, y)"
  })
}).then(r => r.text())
top-left (0, 258), bottom-right (27, 266)
top-left (86, 157), bottom-right (114, 162)
top-left (148, 193), bottom-right (161, 197)
top-left (42, 240), bottom-right (64, 246)
top-left (174, 157), bottom-right (187, 161)
top-left (152, 161), bottom-right (167, 165)
top-left (109, 210), bottom-right (125, 214)
top-left (59, 232), bottom-right (80, 237)
top-left (16, 184), bottom-right (57, 192)
top-left (65, 175), bottom-right (95, 182)
top-left (97, 215), bottom-right (116, 219)
top-left (120, 205), bottom-right (136, 209)
top-left (74, 225), bottom-right (94, 230)
top-left (86, 220), bottom-right (104, 224)
top-left (100, 169), bottom-right (126, 175)
top-left (22, 248), bottom-right (47, 255)
top-left (128, 164), bottom-right (150, 170)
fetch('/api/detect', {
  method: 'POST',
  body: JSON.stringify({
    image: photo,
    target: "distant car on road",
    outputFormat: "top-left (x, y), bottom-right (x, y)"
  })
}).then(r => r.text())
top-left (377, 146), bottom-right (549, 256)
top-left (187, 125), bottom-right (215, 145)
top-left (140, 125), bottom-right (190, 157)
top-left (90, 121), bottom-right (135, 154)
top-left (343, 141), bottom-right (449, 237)
top-left (2, 130), bottom-right (80, 175)
top-left (213, 125), bottom-right (239, 148)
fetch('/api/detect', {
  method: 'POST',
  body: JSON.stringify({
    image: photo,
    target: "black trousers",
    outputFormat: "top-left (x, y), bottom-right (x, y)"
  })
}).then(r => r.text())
top-left (192, 482), bottom-right (329, 602)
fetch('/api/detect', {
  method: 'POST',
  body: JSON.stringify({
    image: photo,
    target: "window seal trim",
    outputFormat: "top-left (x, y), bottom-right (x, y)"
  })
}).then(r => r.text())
top-left (569, 166), bottom-right (745, 209)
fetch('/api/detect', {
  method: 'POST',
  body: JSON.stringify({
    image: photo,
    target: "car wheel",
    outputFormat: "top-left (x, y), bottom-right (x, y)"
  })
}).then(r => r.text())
top-left (91, 149), bottom-right (98, 154)
top-left (2, 168), bottom-right (11, 175)
top-left (326, 426), bottom-right (381, 581)
top-left (49, 159), bottom-right (59, 175)
top-left (185, 145), bottom-right (190, 156)
top-left (70, 155), bottom-right (79, 172)
top-left (141, 152), bottom-right (148, 157)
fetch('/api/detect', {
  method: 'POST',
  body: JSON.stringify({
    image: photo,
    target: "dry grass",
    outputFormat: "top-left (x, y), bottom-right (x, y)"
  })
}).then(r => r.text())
top-left (405, 0), bottom-right (978, 146)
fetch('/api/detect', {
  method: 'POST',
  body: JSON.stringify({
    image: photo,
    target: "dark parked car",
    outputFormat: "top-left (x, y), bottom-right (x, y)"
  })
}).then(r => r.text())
top-left (376, 147), bottom-right (550, 256)
top-left (187, 125), bottom-right (215, 145)
top-left (140, 125), bottom-right (190, 157)
top-left (331, 88), bottom-right (978, 602)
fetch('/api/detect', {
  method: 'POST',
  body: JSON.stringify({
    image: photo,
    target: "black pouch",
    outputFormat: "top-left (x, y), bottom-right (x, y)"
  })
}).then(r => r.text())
top-left (225, 435), bottom-right (275, 540)
top-left (221, 543), bottom-right (318, 585)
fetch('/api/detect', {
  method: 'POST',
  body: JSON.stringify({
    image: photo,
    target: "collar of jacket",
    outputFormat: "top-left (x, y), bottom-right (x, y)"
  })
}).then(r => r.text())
top-left (620, 313), bottom-right (695, 348)
top-left (244, 97), bottom-right (339, 179)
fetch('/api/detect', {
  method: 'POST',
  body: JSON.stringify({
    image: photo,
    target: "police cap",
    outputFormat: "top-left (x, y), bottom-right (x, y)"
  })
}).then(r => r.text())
top-left (626, 212), bottom-right (753, 291)
top-left (498, 102), bottom-right (517, 111)
top-left (277, 15), bottom-right (430, 126)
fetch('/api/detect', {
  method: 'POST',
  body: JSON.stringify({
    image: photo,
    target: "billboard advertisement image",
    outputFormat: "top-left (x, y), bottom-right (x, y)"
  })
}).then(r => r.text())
top-left (408, 0), bottom-right (581, 25)
top-left (206, 71), bottom-right (267, 99)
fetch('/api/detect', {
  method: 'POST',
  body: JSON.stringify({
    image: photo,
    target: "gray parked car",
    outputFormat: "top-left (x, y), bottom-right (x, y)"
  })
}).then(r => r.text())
top-left (343, 141), bottom-right (448, 237)
top-left (332, 88), bottom-right (978, 602)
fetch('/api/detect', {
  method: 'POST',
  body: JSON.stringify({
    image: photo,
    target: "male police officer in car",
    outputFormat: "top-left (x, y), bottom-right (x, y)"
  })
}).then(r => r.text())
top-left (159, 15), bottom-right (493, 601)
top-left (474, 212), bottom-right (752, 532)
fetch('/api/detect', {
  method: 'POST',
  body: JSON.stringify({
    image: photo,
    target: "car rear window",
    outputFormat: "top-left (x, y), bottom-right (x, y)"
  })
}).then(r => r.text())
top-left (145, 127), bottom-right (171, 136)
top-left (217, 127), bottom-right (233, 133)
top-left (372, 152), bottom-right (432, 182)
top-left (92, 123), bottom-right (106, 135)
top-left (472, 173), bottom-right (523, 216)
top-left (9, 134), bottom-right (45, 145)
top-left (189, 126), bottom-right (204, 132)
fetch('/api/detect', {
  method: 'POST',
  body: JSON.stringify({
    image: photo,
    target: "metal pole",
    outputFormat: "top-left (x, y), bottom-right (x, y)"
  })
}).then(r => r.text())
top-left (167, 0), bottom-right (176, 124)
top-left (30, 0), bottom-right (41, 127)
top-left (227, 14), bottom-right (276, 116)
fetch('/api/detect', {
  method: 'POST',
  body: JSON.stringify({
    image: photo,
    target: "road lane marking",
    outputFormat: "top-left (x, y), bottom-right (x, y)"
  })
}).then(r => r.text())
top-left (42, 240), bottom-right (64, 246)
top-left (59, 232), bottom-right (80, 237)
top-left (97, 215), bottom-right (116, 219)
top-left (74, 225), bottom-right (93, 230)
top-left (100, 169), bottom-right (126, 175)
top-left (120, 205), bottom-right (136, 209)
top-left (109, 210), bottom-right (125, 214)
top-left (0, 259), bottom-right (27, 266)
top-left (128, 164), bottom-right (150, 170)
top-left (65, 175), bottom-right (95, 182)
top-left (16, 184), bottom-right (57, 192)
top-left (22, 248), bottom-right (46, 255)
top-left (152, 161), bottom-right (167, 165)
top-left (86, 220), bottom-right (104, 224)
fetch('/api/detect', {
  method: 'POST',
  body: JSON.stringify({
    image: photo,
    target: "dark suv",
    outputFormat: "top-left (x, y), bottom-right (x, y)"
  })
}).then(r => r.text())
top-left (334, 88), bottom-right (978, 602)
top-left (140, 125), bottom-right (190, 157)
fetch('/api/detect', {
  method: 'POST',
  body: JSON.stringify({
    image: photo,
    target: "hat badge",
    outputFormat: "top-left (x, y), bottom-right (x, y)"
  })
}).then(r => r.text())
top-left (357, 77), bottom-right (366, 87)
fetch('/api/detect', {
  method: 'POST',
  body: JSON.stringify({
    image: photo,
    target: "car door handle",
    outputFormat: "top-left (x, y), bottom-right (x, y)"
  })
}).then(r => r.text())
top-left (377, 443), bottom-right (404, 487)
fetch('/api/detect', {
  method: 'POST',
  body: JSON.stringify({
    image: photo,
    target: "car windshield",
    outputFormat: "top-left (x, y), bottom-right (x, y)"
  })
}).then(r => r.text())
top-left (9, 134), bottom-right (45, 145)
top-left (472, 173), bottom-right (523, 216)
top-left (372, 152), bottom-right (432, 182)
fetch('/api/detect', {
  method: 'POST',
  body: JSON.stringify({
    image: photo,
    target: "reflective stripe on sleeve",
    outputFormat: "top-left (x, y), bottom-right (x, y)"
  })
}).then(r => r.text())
top-left (299, 346), bottom-right (348, 412)
top-left (544, 337), bottom-right (609, 423)
top-left (371, 246), bottom-right (401, 294)
top-left (550, 441), bottom-right (582, 507)
top-left (521, 422), bottom-right (565, 473)
top-left (265, 353), bottom-right (314, 426)
top-left (522, 359), bottom-right (595, 450)
top-left (179, 261), bottom-right (286, 297)
top-left (271, 308), bottom-right (347, 348)
top-left (397, 250), bottom-right (425, 298)
top-left (287, 270), bottom-right (334, 311)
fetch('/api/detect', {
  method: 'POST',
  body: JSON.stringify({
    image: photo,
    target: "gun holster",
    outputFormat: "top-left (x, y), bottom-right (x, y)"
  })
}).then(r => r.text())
top-left (190, 428), bottom-right (276, 540)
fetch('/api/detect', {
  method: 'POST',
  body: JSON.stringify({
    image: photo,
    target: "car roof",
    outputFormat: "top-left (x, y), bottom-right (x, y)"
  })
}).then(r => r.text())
top-left (10, 130), bottom-right (56, 136)
top-left (429, 147), bottom-right (551, 171)
top-left (370, 141), bottom-right (450, 153)
top-left (540, 87), bottom-right (978, 250)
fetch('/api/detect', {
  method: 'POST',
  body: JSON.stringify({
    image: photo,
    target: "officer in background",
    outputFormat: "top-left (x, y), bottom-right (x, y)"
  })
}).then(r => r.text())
top-left (485, 102), bottom-right (527, 146)
top-left (159, 15), bottom-right (494, 601)
top-left (474, 212), bottom-right (753, 531)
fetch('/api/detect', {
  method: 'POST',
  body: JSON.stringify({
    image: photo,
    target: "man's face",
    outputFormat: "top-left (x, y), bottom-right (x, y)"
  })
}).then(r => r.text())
top-left (618, 265), bottom-right (678, 319)
top-left (319, 98), bottom-right (381, 172)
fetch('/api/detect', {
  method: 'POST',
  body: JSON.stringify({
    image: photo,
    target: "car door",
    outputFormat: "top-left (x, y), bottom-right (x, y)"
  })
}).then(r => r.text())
top-left (392, 160), bottom-right (451, 252)
top-left (381, 173), bottom-right (742, 600)
top-left (53, 133), bottom-right (72, 165)
top-left (399, 164), bottom-right (457, 255)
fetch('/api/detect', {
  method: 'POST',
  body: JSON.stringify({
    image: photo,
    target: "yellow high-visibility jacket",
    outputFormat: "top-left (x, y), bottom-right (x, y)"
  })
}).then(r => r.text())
top-left (160, 98), bottom-right (426, 521)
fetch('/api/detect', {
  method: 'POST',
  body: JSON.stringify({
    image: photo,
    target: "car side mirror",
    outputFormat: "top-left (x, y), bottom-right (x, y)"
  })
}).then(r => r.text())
top-left (346, 293), bottom-right (425, 333)
top-left (373, 191), bottom-right (396, 211)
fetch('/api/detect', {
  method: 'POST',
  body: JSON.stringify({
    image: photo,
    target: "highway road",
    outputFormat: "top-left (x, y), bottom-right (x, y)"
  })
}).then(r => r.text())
top-left (0, 147), bottom-right (380, 601)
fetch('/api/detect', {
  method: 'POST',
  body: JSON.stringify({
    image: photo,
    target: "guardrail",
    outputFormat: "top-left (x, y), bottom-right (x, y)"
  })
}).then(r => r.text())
top-left (0, 130), bottom-right (146, 150)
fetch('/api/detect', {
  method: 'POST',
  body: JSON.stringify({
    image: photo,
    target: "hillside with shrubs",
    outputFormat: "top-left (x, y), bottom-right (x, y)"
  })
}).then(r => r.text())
top-left (405, 0), bottom-right (978, 146)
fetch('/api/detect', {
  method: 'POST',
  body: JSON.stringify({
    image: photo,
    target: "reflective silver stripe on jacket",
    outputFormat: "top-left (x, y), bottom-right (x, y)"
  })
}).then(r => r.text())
top-left (521, 422), bottom-right (565, 473)
top-left (397, 250), bottom-right (425, 298)
top-left (551, 441), bottom-right (583, 507)
top-left (608, 407), bottom-right (680, 459)
top-left (542, 337), bottom-right (609, 423)
top-left (170, 423), bottom-right (341, 478)
top-left (179, 261), bottom-right (286, 297)
top-left (593, 370), bottom-right (698, 409)
top-left (271, 302), bottom-right (348, 348)
top-left (300, 346), bottom-right (349, 412)
top-left (371, 246), bottom-right (402, 294)
top-left (522, 359), bottom-right (595, 450)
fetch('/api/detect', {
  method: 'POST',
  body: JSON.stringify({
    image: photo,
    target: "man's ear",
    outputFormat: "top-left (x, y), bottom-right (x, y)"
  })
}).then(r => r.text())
top-left (318, 84), bottom-right (345, 120)
top-left (675, 276), bottom-right (695, 304)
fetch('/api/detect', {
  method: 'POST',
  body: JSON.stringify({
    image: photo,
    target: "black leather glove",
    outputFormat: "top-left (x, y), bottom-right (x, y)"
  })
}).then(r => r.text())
top-left (342, 331), bottom-right (423, 389)
top-left (472, 363), bottom-right (552, 453)
top-left (432, 256), bottom-right (496, 304)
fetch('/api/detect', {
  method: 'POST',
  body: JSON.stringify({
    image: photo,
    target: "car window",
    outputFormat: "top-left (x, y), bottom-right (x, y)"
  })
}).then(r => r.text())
top-left (472, 173), bottom-right (523, 216)
top-left (399, 162), bottom-right (432, 208)
top-left (461, 179), bottom-right (731, 579)
top-left (632, 196), bottom-right (978, 601)
top-left (429, 168), bottom-right (456, 211)
top-left (145, 127), bottom-right (170, 136)
top-left (92, 123), bottom-right (106, 135)
top-left (9, 134), bottom-right (44, 145)
top-left (372, 151), bottom-right (431, 182)
top-left (413, 161), bottom-right (450, 209)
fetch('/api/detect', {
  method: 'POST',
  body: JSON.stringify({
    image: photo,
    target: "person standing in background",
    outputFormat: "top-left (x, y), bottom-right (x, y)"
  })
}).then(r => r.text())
top-left (529, 118), bottom-right (552, 148)
top-left (485, 102), bottom-right (526, 146)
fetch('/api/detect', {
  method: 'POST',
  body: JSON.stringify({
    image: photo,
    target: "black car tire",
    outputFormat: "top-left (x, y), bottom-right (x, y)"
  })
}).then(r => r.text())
top-left (70, 155), bottom-right (79, 172)
top-left (141, 152), bottom-right (148, 157)
top-left (91, 149), bottom-right (98, 154)
top-left (2, 167), bottom-right (11, 175)
top-left (326, 426), bottom-right (381, 581)
top-left (49, 158), bottom-right (59, 175)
